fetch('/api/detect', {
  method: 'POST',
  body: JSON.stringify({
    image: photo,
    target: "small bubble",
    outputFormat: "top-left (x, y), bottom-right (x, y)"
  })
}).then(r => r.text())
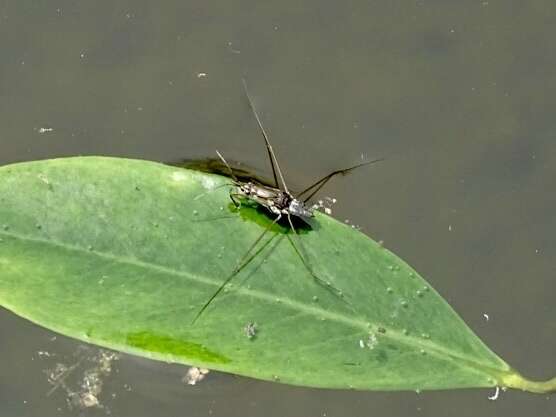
top-left (393, 265), bottom-right (400, 271)
top-left (408, 272), bottom-right (414, 278)
top-left (244, 322), bottom-right (257, 339)
top-left (402, 329), bottom-right (409, 336)
top-left (366, 333), bottom-right (378, 349)
top-left (217, 253), bottom-right (222, 259)
top-left (421, 333), bottom-right (430, 339)
top-left (273, 375), bottom-right (280, 381)
top-left (422, 286), bottom-right (429, 292)
top-left (387, 265), bottom-right (394, 271)
top-left (420, 349), bottom-right (426, 355)
top-left (386, 287), bottom-right (393, 294)
top-left (275, 298), bottom-right (281, 303)
top-left (2, 224), bottom-right (9, 230)
top-left (416, 290), bottom-right (423, 297)
top-left (400, 300), bottom-right (408, 308)
top-left (312, 296), bottom-right (318, 302)
top-left (193, 210), bottom-right (199, 216)
top-left (87, 245), bottom-right (94, 251)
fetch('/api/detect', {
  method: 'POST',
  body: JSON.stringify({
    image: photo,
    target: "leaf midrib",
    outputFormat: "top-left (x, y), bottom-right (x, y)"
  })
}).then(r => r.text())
top-left (0, 229), bottom-right (508, 379)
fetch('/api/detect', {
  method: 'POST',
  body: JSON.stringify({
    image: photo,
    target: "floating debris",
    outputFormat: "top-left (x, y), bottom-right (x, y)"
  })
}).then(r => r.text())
top-left (488, 386), bottom-right (500, 401)
top-left (183, 367), bottom-right (210, 385)
top-left (312, 196), bottom-right (337, 215)
top-left (43, 347), bottom-right (120, 411)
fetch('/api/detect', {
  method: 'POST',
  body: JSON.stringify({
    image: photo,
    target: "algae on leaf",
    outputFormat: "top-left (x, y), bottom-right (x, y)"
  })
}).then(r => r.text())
top-left (0, 157), bottom-right (553, 393)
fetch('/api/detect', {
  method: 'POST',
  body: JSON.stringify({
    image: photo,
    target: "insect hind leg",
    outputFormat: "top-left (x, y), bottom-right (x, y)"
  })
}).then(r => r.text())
top-left (191, 214), bottom-right (282, 324)
top-left (285, 214), bottom-right (352, 308)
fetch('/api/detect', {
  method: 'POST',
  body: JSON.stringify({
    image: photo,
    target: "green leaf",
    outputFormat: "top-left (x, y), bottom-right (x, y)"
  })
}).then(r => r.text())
top-left (0, 157), bottom-right (553, 393)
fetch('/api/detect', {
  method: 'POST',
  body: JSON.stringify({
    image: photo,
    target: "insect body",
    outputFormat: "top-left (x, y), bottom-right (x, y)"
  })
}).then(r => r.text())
top-left (228, 172), bottom-right (314, 220)
top-left (191, 79), bottom-right (383, 323)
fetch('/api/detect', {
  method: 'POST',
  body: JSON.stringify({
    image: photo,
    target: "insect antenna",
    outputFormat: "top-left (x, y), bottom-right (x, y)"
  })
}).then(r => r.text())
top-left (242, 78), bottom-right (290, 194)
top-left (297, 158), bottom-right (384, 203)
top-left (191, 214), bottom-right (282, 324)
top-left (215, 150), bottom-right (240, 183)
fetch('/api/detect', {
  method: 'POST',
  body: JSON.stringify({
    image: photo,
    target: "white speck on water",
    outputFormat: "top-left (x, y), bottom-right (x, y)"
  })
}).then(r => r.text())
top-left (359, 339), bottom-right (365, 348)
top-left (448, 224), bottom-right (452, 231)
top-left (227, 41), bottom-right (241, 54)
top-left (38, 127), bottom-right (54, 134)
top-left (197, 72), bottom-right (207, 78)
top-left (488, 386), bottom-right (500, 401)
top-left (483, 313), bottom-right (490, 321)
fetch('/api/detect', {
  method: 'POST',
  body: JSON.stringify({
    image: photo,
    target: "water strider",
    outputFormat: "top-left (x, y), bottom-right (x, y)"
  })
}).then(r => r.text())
top-left (191, 79), bottom-right (383, 323)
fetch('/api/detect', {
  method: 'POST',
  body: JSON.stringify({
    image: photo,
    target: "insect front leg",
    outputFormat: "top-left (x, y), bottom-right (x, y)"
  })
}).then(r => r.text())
top-left (230, 192), bottom-right (242, 208)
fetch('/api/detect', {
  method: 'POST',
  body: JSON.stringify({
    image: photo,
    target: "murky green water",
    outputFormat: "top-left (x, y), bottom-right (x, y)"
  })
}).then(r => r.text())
top-left (1, 1), bottom-right (554, 416)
